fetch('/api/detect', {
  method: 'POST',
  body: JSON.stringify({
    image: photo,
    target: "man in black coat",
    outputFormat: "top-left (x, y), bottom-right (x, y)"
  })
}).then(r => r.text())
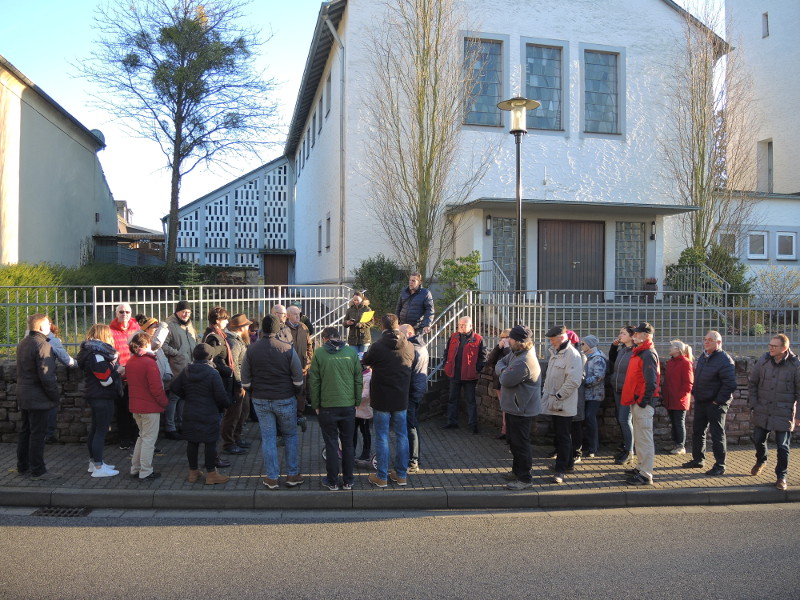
top-left (16, 314), bottom-right (61, 480)
top-left (396, 272), bottom-right (435, 335)
top-left (682, 330), bottom-right (737, 476)
top-left (362, 314), bottom-right (415, 487)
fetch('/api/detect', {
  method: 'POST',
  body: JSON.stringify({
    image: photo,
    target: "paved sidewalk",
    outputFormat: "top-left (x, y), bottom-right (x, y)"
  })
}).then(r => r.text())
top-left (2, 417), bottom-right (797, 510)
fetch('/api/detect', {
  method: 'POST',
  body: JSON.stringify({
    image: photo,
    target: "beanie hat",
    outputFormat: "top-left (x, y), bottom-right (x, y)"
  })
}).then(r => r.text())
top-left (193, 343), bottom-right (213, 362)
top-left (582, 334), bottom-right (599, 349)
top-left (261, 314), bottom-right (282, 334)
top-left (176, 300), bottom-right (191, 312)
top-left (509, 324), bottom-right (532, 342)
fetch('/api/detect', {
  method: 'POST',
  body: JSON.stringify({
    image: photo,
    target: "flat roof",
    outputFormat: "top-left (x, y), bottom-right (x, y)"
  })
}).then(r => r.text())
top-left (448, 197), bottom-right (700, 216)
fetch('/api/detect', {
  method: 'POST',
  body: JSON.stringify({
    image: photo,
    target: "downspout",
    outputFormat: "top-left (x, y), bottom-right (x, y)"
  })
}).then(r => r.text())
top-left (324, 11), bottom-right (346, 285)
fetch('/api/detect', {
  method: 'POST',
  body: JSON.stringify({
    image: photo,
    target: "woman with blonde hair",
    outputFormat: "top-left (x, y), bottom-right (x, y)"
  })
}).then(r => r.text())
top-left (663, 339), bottom-right (694, 455)
top-left (77, 324), bottom-right (123, 477)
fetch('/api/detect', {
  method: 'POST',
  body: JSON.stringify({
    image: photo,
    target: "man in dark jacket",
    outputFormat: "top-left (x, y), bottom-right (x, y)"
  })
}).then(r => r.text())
top-left (162, 299), bottom-right (197, 439)
top-left (16, 314), bottom-right (61, 480)
top-left (362, 314), bottom-right (415, 487)
top-left (441, 316), bottom-right (487, 433)
top-left (748, 334), bottom-right (800, 491)
top-left (242, 315), bottom-right (304, 490)
top-left (400, 324), bottom-right (429, 472)
top-left (683, 330), bottom-right (736, 476)
top-left (396, 272), bottom-right (435, 335)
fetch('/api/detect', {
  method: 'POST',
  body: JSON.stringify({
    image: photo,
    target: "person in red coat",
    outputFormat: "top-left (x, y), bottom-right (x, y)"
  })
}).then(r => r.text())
top-left (663, 340), bottom-right (694, 455)
top-left (109, 302), bottom-right (141, 450)
top-left (126, 331), bottom-right (169, 481)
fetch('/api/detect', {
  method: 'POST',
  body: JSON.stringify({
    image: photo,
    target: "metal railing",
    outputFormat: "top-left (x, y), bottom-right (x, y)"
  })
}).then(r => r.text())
top-left (476, 260), bottom-right (512, 292)
top-left (665, 264), bottom-right (730, 306)
top-left (0, 285), bottom-right (353, 357)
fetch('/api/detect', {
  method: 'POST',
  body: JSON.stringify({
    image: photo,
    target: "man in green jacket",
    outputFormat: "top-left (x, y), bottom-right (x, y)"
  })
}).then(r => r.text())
top-left (309, 327), bottom-right (363, 491)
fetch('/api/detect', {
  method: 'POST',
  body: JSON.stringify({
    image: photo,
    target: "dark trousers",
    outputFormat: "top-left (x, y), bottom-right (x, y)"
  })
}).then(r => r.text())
top-left (17, 408), bottom-right (50, 476)
top-left (234, 392), bottom-right (251, 443)
top-left (187, 440), bottom-right (218, 471)
top-left (447, 379), bottom-right (477, 427)
top-left (669, 409), bottom-right (687, 447)
top-left (318, 406), bottom-right (356, 486)
top-left (692, 402), bottom-right (728, 467)
top-left (46, 406), bottom-right (58, 438)
top-left (552, 415), bottom-right (573, 473)
top-left (87, 398), bottom-right (115, 465)
top-left (407, 396), bottom-right (421, 464)
top-left (506, 413), bottom-right (533, 483)
top-left (753, 426), bottom-right (791, 479)
top-left (115, 384), bottom-right (139, 443)
top-left (570, 420), bottom-right (583, 457)
top-left (220, 394), bottom-right (244, 449)
top-left (584, 401), bottom-right (600, 454)
top-left (354, 417), bottom-right (371, 460)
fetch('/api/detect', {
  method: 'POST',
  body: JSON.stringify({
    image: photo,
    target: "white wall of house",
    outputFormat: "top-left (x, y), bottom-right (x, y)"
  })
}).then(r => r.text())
top-left (726, 0), bottom-right (800, 195)
top-left (1, 59), bottom-right (117, 266)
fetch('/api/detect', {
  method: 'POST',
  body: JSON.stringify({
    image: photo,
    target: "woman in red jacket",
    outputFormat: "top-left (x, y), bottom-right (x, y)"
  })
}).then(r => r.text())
top-left (663, 340), bottom-right (694, 455)
top-left (126, 331), bottom-right (169, 481)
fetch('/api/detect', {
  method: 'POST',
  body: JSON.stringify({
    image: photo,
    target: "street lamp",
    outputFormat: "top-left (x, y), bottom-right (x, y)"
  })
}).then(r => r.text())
top-left (497, 96), bottom-right (540, 292)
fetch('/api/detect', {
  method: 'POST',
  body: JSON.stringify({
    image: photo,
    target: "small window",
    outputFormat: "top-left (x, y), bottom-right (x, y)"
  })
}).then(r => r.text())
top-left (317, 222), bottom-right (323, 254)
top-left (325, 214), bottom-right (331, 250)
top-left (326, 74), bottom-right (332, 117)
top-left (762, 12), bottom-right (769, 38)
top-left (747, 231), bottom-right (768, 259)
top-left (777, 232), bottom-right (797, 260)
top-left (318, 98), bottom-right (323, 133)
top-left (311, 116), bottom-right (316, 147)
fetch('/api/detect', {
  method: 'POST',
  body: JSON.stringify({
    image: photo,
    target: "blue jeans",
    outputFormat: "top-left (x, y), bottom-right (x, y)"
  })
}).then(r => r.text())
top-left (753, 426), bottom-right (791, 479)
top-left (614, 391), bottom-right (633, 453)
top-left (353, 344), bottom-right (369, 354)
top-left (692, 402), bottom-right (728, 467)
top-left (318, 406), bottom-right (356, 486)
top-left (87, 398), bottom-right (115, 465)
top-left (669, 409), bottom-right (687, 447)
top-left (164, 392), bottom-right (183, 432)
top-left (373, 409), bottom-right (409, 481)
top-left (447, 379), bottom-right (477, 427)
top-left (584, 401), bottom-right (600, 454)
top-left (407, 396), bottom-right (421, 464)
top-left (252, 397), bottom-right (299, 480)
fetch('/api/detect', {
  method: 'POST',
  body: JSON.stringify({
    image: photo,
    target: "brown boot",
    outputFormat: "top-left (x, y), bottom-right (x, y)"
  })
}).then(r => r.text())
top-left (205, 469), bottom-right (230, 485)
top-left (187, 469), bottom-right (204, 483)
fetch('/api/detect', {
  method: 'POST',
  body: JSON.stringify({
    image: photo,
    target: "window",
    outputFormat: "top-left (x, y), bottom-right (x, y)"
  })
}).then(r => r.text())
top-left (325, 214), bottom-right (331, 250)
top-left (317, 222), bottom-right (322, 254)
top-left (777, 232), bottom-right (797, 260)
top-left (762, 12), bottom-right (769, 38)
top-left (464, 38), bottom-right (502, 126)
top-left (318, 98), bottom-right (323, 133)
top-left (305, 130), bottom-right (310, 158)
top-left (325, 74), bottom-right (332, 117)
top-left (583, 49), bottom-right (620, 134)
top-left (757, 140), bottom-right (774, 193)
top-left (311, 115), bottom-right (316, 147)
top-left (747, 231), bottom-right (768, 259)
top-left (525, 44), bottom-right (563, 130)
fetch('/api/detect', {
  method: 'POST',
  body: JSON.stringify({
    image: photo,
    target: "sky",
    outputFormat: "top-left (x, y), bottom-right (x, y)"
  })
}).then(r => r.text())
top-left (1, 0), bottom-right (720, 231)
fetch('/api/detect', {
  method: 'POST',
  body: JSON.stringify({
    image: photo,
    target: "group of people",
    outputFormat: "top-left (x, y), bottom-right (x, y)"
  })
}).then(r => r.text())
top-left (14, 270), bottom-right (799, 492)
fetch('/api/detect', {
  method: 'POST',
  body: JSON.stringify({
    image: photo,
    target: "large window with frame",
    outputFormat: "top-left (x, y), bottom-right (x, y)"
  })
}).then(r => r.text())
top-left (584, 50), bottom-right (619, 134)
top-left (747, 231), bottom-right (768, 259)
top-left (464, 38), bottom-right (502, 126)
top-left (525, 44), bottom-right (562, 130)
top-left (777, 232), bottom-right (797, 260)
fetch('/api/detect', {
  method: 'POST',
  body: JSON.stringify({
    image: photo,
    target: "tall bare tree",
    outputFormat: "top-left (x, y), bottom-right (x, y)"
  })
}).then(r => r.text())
top-left (359, 0), bottom-right (492, 281)
top-left (79, 0), bottom-right (280, 265)
top-left (660, 2), bottom-right (758, 253)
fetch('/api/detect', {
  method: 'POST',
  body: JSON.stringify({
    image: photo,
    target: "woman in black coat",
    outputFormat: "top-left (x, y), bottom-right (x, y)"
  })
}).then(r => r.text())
top-left (170, 344), bottom-right (231, 485)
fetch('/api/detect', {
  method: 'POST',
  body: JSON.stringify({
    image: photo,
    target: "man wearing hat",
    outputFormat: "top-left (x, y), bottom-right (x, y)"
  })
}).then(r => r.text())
top-left (496, 325), bottom-right (541, 489)
top-left (621, 322), bottom-right (660, 486)
top-left (241, 314), bottom-right (305, 489)
top-left (220, 314), bottom-right (252, 455)
top-left (162, 300), bottom-right (198, 439)
top-left (541, 325), bottom-right (584, 484)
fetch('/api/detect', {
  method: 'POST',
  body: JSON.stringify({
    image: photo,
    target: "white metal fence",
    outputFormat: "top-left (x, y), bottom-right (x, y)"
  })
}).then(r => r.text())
top-left (0, 285), bottom-right (353, 357)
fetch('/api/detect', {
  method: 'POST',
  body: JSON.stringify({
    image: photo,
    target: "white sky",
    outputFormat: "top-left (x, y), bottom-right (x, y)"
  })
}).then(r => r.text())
top-left (1, 0), bottom-right (719, 231)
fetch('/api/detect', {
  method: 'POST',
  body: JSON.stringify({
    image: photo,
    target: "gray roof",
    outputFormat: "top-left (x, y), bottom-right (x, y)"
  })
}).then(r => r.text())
top-left (448, 198), bottom-right (700, 216)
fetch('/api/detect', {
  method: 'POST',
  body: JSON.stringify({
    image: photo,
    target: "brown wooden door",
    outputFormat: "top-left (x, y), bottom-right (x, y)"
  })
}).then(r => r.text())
top-left (538, 220), bottom-right (604, 290)
top-left (262, 254), bottom-right (290, 285)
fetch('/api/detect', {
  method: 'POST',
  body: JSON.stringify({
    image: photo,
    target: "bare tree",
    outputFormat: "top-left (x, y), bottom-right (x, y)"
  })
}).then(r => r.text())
top-left (359, 0), bottom-right (492, 281)
top-left (660, 2), bottom-right (758, 253)
top-left (78, 0), bottom-right (280, 265)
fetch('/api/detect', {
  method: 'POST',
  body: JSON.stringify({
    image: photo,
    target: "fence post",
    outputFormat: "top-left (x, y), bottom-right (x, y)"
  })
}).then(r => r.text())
top-left (92, 286), bottom-right (98, 325)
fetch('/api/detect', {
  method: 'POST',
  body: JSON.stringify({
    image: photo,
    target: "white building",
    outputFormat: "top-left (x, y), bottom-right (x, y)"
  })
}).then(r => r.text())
top-left (723, 1), bottom-right (799, 275)
top-left (285, 0), bottom-right (713, 294)
top-left (166, 157), bottom-right (293, 283)
top-left (0, 55), bottom-right (117, 266)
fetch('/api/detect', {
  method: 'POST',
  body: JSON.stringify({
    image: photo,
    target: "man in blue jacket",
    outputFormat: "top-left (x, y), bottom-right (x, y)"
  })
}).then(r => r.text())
top-left (396, 272), bottom-right (435, 335)
top-left (682, 330), bottom-right (736, 476)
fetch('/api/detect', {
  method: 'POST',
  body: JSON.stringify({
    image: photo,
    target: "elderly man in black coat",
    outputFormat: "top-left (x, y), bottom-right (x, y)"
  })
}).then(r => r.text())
top-left (16, 314), bottom-right (61, 480)
top-left (362, 313), bottom-right (415, 488)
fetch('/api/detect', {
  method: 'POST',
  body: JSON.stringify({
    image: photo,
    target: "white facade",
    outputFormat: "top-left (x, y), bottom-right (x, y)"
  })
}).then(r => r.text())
top-left (168, 157), bottom-right (293, 281)
top-left (287, 0), bottom-right (704, 291)
top-left (0, 56), bottom-right (117, 266)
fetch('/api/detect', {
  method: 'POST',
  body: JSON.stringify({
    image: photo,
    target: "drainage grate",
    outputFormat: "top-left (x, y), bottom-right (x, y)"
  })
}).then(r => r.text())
top-left (31, 506), bottom-right (91, 518)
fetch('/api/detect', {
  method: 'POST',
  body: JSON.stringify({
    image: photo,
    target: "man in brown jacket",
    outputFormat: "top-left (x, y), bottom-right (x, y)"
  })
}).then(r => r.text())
top-left (16, 314), bottom-right (61, 480)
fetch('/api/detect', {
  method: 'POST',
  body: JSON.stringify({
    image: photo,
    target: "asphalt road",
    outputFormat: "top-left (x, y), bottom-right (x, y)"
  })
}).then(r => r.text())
top-left (0, 504), bottom-right (798, 599)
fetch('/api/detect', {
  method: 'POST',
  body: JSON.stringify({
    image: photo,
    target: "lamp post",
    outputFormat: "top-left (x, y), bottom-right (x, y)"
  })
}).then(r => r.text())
top-left (497, 96), bottom-right (540, 292)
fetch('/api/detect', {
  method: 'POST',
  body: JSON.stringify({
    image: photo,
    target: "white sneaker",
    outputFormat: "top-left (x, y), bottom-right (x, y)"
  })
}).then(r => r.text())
top-left (91, 464), bottom-right (120, 478)
top-left (670, 446), bottom-right (686, 455)
top-left (88, 461), bottom-right (116, 473)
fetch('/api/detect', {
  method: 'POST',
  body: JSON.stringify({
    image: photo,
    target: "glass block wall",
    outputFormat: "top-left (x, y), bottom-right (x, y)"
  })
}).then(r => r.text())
top-left (615, 221), bottom-right (645, 291)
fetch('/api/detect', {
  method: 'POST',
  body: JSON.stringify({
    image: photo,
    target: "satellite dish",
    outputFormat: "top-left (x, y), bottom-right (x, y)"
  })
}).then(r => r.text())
top-left (90, 129), bottom-right (106, 146)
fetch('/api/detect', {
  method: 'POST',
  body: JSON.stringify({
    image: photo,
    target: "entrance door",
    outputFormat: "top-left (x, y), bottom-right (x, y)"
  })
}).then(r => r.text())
top-left (538, 220), bottom-right (604, 290)
top-left (262, 254), bottom-right (290, 285)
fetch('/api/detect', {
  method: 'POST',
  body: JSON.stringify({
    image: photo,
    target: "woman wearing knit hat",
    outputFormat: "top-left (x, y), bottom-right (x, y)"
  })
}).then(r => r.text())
top-left (579, 335), bottom-right (607, 458)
